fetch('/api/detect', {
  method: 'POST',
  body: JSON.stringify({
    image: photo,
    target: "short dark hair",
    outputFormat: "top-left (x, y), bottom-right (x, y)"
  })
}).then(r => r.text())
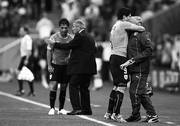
top-left (24, 26), bottom-right (29, 33)
top-left (117, 7), bottom-right (131, 20)
top-left (59, 18), bottom-right (70, 27)
top-left (21, 26), bottom-right (29, 33)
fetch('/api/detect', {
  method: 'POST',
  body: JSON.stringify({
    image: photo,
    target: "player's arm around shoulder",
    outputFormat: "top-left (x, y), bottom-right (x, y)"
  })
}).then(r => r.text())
top-left (124, 17), bottom-right (145, 32)
top-left (123, 21), bottom-right (144, 32)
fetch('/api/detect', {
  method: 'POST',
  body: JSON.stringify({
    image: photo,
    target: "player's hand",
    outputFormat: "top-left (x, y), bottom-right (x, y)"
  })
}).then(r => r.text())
top-left (120, 58), bottom-right (135, 70)
top-left (120, 62), bottom-right (129, 70)
top-left (48, 65), bottom-right (54, 73)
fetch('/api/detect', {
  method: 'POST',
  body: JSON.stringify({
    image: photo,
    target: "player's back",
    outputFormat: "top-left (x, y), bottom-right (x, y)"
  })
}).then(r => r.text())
top-left (110, 20), bottom-right (129, 57)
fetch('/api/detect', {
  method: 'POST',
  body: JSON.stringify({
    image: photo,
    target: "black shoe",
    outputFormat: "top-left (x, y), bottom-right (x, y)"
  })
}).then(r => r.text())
top-left (80, 110), bottom-right (92, 115)
top-left (15, 90), bottom-right (25, 96)
top-left (126, 115), bottom-right (141, 122)
top-left (27, 92), bottom-right (35, 97)
top-left (67, 110), bottom-right (82, 115)
top-left (27, 92), bottom-right (36, 97)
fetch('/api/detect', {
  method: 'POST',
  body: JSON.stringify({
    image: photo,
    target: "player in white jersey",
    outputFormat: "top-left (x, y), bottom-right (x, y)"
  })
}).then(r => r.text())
top-left (104, 8), bottom-right (145, 122)
top-left (16, 26), bottom-right (35, 96)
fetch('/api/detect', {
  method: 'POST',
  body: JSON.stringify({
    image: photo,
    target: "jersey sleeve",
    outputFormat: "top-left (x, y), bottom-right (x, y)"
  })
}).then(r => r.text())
top-left (47, 33), bottom-right (57, 50)
top-left (49, 34), bottom-right (56, 42)
top-left (26, 36), bottom-right (33, 51)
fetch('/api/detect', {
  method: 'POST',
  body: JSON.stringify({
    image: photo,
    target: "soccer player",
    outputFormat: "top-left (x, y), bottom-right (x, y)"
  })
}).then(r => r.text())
top-left (16, 26), bottom-right (35, 96)
top-left (120, 17), bottom-right (159, 123)
top-left (104, 8), bottom-right (145, 122)
top-left (46, 18), bottom-right (73, 115)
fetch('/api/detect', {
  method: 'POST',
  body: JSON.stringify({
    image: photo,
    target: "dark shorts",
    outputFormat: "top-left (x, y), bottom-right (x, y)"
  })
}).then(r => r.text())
top-left (110, 55), bottom-right (129, 87)
top-left (18, 56), bottom-right (34, 71)
top-left (49, 64), bottom-right (69, 84)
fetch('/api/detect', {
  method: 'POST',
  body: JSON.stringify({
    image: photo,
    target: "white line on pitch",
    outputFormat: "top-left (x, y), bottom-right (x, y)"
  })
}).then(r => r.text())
top-left (0, 91), bottom-right (117, 126)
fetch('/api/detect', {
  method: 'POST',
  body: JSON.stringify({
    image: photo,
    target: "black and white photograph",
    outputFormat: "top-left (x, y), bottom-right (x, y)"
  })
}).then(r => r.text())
top-left (0, 0), bottom-right (180, 126)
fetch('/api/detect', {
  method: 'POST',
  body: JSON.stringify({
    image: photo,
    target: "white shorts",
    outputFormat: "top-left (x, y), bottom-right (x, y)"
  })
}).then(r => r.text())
top-left (17, 66), bottom-right (34, 82)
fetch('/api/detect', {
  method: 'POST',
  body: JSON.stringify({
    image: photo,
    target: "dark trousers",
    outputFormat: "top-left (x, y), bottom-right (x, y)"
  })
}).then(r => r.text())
top-left (69, 74), bottom-right (92, 112)
top-left (129, 73), bottom-right (156, 116)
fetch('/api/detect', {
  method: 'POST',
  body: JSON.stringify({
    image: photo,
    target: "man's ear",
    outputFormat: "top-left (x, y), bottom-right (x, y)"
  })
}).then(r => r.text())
top-left (122, 15), bottom-right (126, 20)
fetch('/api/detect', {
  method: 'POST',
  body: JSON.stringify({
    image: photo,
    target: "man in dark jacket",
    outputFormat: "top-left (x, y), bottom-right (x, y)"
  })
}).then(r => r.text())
top-left (53, 19), bottom-right (97, 115)
top-left (120, 17), bottom-right (159, 123)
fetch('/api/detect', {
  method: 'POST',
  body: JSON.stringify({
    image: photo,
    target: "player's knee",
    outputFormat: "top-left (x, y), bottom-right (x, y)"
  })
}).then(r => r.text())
top-left (49, 81), bottom-right (57, 91)
top-left (116, 86), bottom-right (126, 93)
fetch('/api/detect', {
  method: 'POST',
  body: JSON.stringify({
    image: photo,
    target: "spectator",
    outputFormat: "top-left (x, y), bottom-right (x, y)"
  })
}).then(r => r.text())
top-left (84, 1), bottom-right (100, 39)
top-left (0, 1), bottom-right (10, 36)
top-left (36, 11), bottom-right (54, 89)
top-left (161, 34), bottom-right (173, 68)
top-left (36, 12), bottom-right (54, 40)
top-left (60, 0), bottom-right (80, 23)
top-left (92, 43), bottom-right (103, 91)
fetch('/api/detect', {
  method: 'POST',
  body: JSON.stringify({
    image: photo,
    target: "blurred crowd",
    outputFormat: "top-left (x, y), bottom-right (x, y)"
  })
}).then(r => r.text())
top-left (153, 34), bottom-right (180, 71)
top-left (0, 0), bottom-right (179, 39)
top-left (56, 0), bottom-right (179, 41)
top-left (0, 0), bottom-right (45, 36)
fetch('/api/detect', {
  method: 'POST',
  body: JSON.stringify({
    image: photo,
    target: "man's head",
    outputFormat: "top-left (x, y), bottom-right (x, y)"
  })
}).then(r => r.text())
top-left (72, 19), bottom-right (86, 34)
top-left (58, 18), bottom-right (70, 37)
top-left (19, 26), bottom-right (29, 36)
top-left (117, 7), bottom-right (131, 20)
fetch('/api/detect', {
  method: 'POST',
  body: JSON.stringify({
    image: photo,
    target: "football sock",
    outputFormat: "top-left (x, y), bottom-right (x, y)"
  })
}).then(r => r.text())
top-left (107, 90), bottom-right (117, 113)
top-left (114, 91), bottom-right (124, 115)
top-left (18, 80), bottom-right (23, 92)
top-left (50, 91), bottom-right (57, 108)
top-left (28, 81), bottom-right (34, 93)
top-left (59, 89), bottom-right (66, 110)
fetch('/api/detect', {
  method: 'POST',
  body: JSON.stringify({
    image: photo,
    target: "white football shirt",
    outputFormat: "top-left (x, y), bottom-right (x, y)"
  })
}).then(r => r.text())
top-left (20, 34), bottom-right (32, 57)
top-left (110, 20), bottom-right (144, 57)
